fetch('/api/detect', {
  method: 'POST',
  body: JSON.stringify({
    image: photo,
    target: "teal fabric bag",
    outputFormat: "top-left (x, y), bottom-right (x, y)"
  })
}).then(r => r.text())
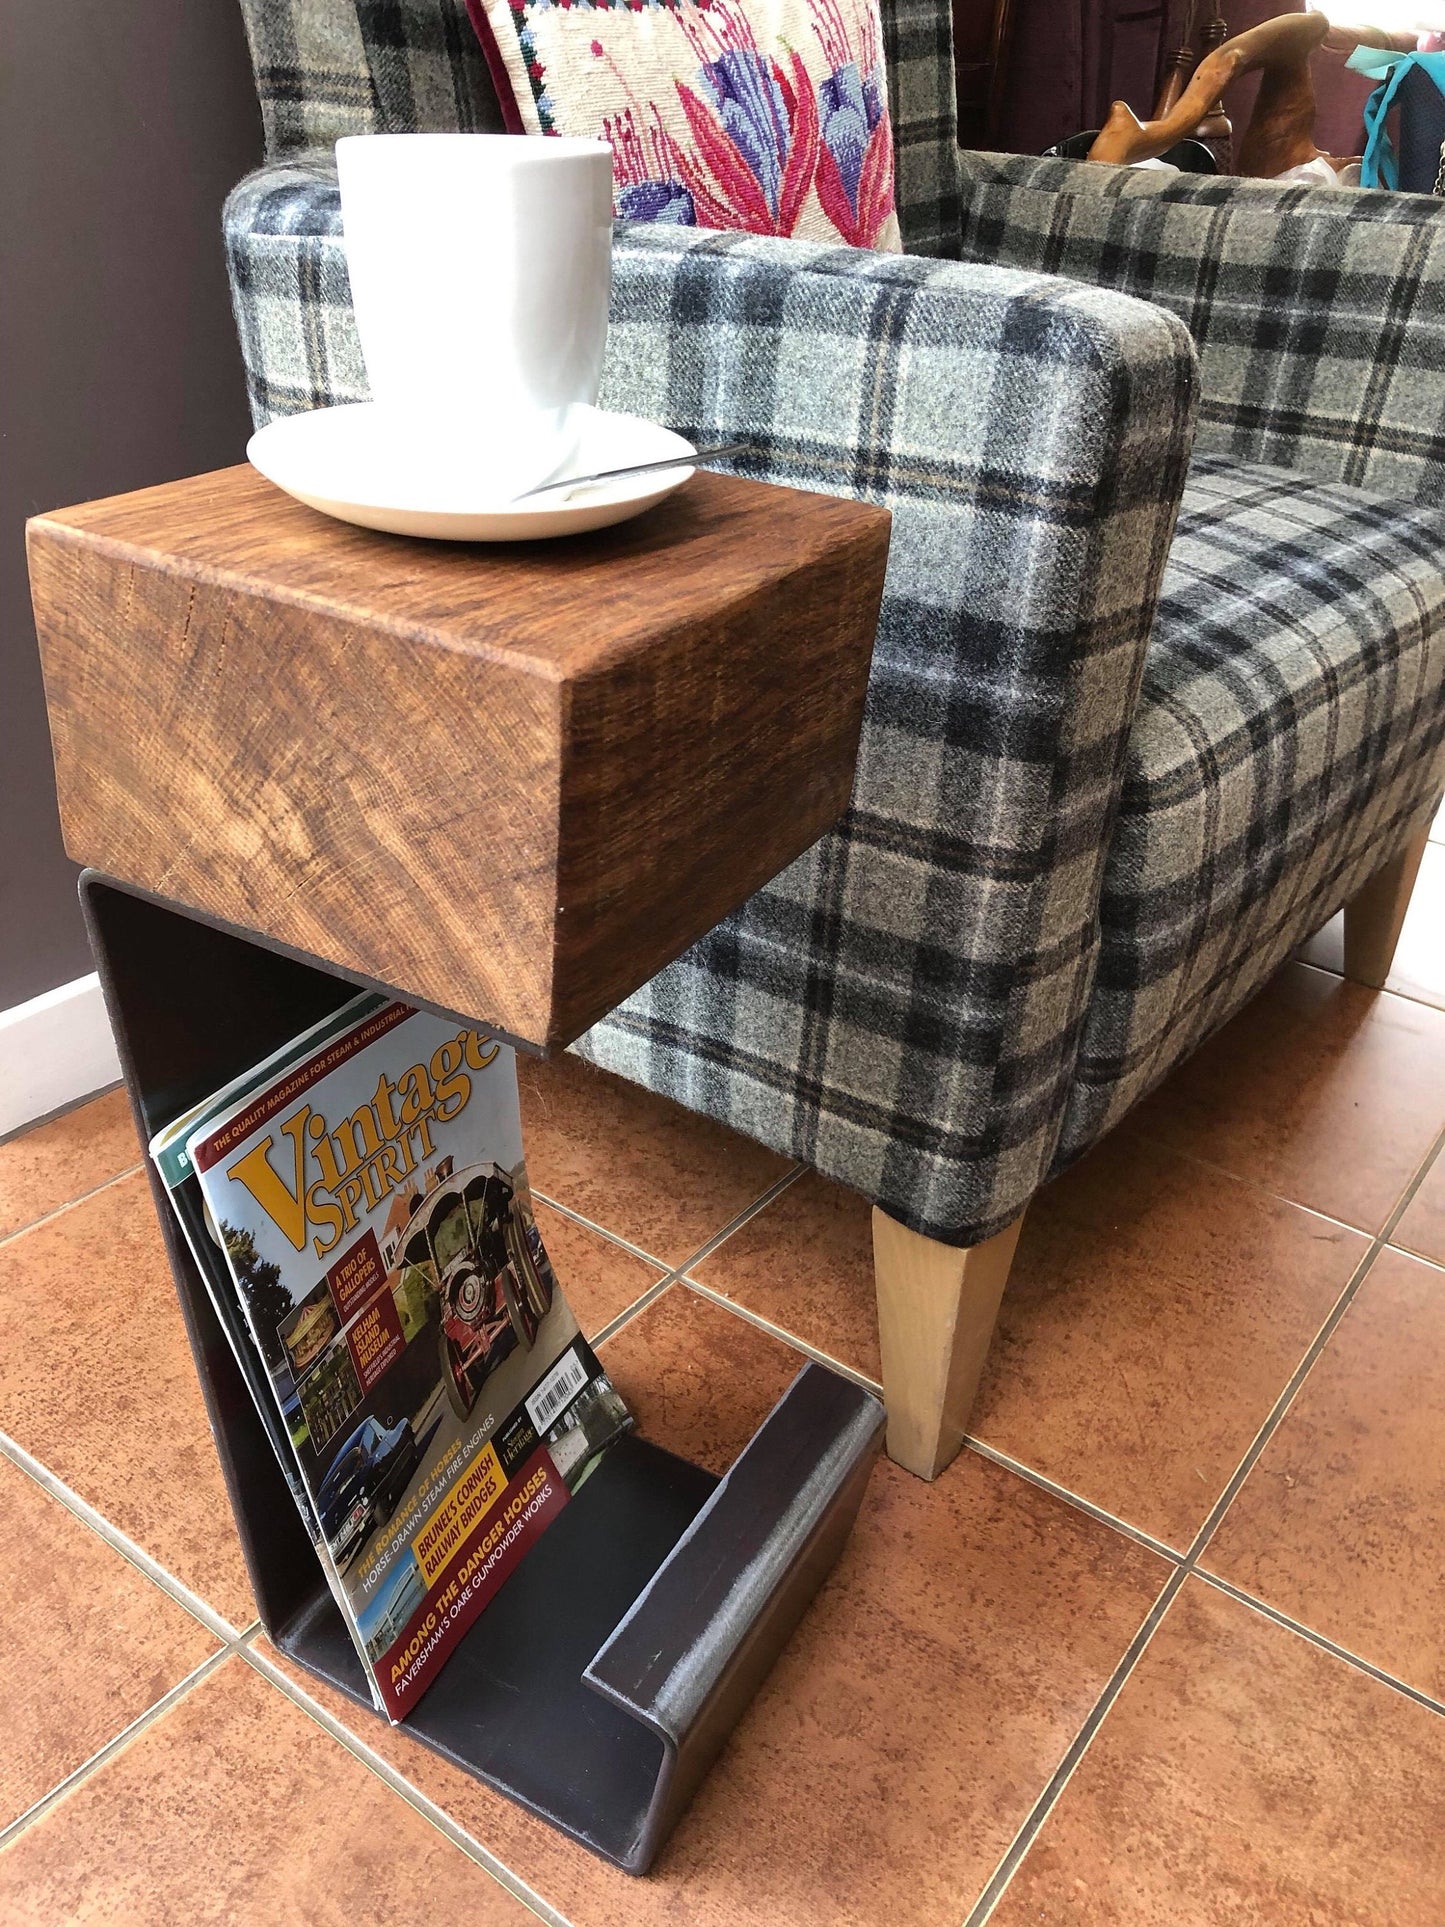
top-left (1351, 48), bottom-right (1445, 190)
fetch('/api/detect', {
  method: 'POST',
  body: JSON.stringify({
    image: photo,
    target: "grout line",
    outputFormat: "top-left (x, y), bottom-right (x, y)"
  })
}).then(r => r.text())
top-left (964, 1567), bottom-right (1188, 1927)
top-left (1360, 980), bottom-right (1445, 1019)
top-left (965, 1113), bottom-right (1445, 1924)
top-left (1192, 1570), bottom-right (1445, 1721)
top-left (1186, 1117), bottom-right (1445, 1567)
top-left (961, 1437), bottom-right (1185, 1566)
top-left (1293, 958), bottom-right (1373, 991)
top-left (0, 1162), bottom-right (145, 1253)
top-left (588, 1273), bottom-right (677, 1350)
top-left (663, 1277), bottom-right (1183, 1566)
top-left (240, 1637), bottom-right (574, 1927)
top-left (1386, 1241), bottom-right (1445, 1276)
top-left (0, 1646), bottom-right (233, 1852)
top-left (657, 1285), bottom-right (1180, 1564)
top-left (10, 1097), bottom-right (1436, 1902)
top-left (530, 1192), bottom-right (674, 1273)
top-left (679, 1276), bottom-right (883, 1391)
top-left (1379, 1121), bottom-right (1445, 1242)
top-left (1153, 1139), bottom-right (1376, 1243)
top-left (1162, 1270), bottom-right (1375, 1562)
top-left (1295, 942), bottom-right (1445, 1020)
top-left (0, 1429), bottom-right (244, 1646)
top-left (1389, 1120), bottom-right (1445, 1229)
top-left (533, 1162), bottom-right (804, 1288)
top-left (669, 1163), bottom-right (806, 1276)
top-left (579, 1166), bottom-right (808, 1353)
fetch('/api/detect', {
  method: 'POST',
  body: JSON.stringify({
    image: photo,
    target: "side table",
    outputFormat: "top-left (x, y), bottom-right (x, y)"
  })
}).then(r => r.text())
top-left (28, 465), bottom-right (892, 1873)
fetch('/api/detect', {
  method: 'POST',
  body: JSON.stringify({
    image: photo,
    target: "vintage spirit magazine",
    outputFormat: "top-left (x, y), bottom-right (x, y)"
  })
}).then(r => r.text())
top-left (147, 993), bottom-right (388, 1675)
top-left (180, 999), bottom-right (632, 1722)
top-left (148, 990), bottom-right (383, 1543)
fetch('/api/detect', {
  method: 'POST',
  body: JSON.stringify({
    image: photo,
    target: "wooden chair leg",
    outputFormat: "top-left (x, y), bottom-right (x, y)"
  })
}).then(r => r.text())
top-left (871, 1206), bottom-right (1024, 1481)
top-left (1342, 824), bottom-right (1431, 989)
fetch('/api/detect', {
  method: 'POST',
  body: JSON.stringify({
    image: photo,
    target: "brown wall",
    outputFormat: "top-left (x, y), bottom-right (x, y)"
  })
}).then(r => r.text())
top-left (0, 1), bottom-right (262, 1009)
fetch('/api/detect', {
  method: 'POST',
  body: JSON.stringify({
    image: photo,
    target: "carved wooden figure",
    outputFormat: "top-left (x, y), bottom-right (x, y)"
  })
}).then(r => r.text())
top-left (1091, 11), bottom-right (1333, 170)
top-left (1093, 11), bottom-right (1425, 177)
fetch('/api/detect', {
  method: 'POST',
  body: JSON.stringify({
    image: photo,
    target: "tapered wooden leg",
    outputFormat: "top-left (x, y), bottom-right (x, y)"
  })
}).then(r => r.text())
top-left (872, 1206), bottom-right (1024, 1480)
top-left (1342, 825), bottom-right (1431, 989)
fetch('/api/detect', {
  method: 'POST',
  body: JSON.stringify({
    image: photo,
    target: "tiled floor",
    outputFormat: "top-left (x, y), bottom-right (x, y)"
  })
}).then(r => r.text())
top-left (1, 821), bottom-right (1443, 1922)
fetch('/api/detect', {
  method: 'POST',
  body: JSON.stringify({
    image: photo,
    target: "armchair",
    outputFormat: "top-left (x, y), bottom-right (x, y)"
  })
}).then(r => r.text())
top-left (224, 1), bottom-right (1445, 1480)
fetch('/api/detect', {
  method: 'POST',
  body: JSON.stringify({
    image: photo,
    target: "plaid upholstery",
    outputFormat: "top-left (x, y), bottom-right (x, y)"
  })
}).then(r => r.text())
top-left (223, 145), bottom-right (1445, 1244)
top-left (353, 0), bottom-right (505, 133)
top-left (878, 0), bottom-right (961, 256)
top-left (573, 229), bottom-right (1197, 1244)
top-left (957, 152), bottom-right (1445, 507)
top-left (236, 0), bottom-right (381, 152)
top-left (1057, 454), bottom-right (1445, 1163)
top-left (226, 163), bottom-right (358, 420)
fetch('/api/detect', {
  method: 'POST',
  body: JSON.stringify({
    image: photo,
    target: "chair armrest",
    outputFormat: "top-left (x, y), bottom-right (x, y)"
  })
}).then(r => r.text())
top-left (575, 225), bottom-right (1199, 1243)
top-left (225, 159), bottom-right (358, 421)
top-left (223, 159), bottom-right (1199, 1243)
top-left (957, 150), bottom-right (1445, 505)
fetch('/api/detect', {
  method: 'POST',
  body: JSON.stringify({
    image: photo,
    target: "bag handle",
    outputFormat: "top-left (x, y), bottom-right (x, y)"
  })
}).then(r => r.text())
top-left (1358, 51), bottom-right (1445, 191)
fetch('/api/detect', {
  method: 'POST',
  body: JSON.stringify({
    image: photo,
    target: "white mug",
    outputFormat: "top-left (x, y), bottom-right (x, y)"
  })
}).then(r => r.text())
top-left (335, 133), bottom-right (613, 497)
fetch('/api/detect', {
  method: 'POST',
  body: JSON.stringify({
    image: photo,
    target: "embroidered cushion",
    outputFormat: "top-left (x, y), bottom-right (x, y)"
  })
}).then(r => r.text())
top-left (463, 0), bottom-right (902, 249)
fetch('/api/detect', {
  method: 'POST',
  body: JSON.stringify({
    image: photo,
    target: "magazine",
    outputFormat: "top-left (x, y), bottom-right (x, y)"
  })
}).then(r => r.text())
top-left (179, 999), bottom-right (632, 1721)
top-left (148, 990), bottom-right (383, 1541)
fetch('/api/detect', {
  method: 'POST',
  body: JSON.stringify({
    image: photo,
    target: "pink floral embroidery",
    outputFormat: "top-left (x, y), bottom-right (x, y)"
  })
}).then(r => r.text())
top-left (668, 0), bottom-right (818, 236)
top-left (607, 100), bottom-right (700, 225)
top-left (582, 0), bottom-right (895, 246)
top-left (810, 0), bottom-right (895, 246)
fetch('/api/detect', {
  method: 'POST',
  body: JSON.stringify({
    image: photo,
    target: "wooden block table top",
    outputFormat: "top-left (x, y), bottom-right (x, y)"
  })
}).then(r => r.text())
top-left (29, 465), bottom-right (889, 1049)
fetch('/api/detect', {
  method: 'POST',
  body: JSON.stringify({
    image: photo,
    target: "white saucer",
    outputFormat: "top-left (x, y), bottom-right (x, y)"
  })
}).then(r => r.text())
top-left (246, 404), bottom-right (697, 542)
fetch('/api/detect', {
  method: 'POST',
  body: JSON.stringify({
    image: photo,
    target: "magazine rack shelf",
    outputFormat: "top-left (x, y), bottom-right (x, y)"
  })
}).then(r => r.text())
top-left (32, 465), bottom-right (893, 1875)
top-left (82, 876), bottom-right (884, 1874)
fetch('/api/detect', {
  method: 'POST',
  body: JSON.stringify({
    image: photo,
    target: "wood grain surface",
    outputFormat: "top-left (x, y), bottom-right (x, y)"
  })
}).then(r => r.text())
top-left (30, 466), bottom-right (889, 1048)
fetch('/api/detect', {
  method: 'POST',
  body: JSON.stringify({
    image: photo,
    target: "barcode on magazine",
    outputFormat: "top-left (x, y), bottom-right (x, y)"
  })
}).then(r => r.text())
top-left (526, 1347), bottom-right (588, 1432)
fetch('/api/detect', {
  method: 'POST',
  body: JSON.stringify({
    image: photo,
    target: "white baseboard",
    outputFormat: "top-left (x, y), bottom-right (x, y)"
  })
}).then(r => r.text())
top-left (0, 973), bottom-right (122, 1138)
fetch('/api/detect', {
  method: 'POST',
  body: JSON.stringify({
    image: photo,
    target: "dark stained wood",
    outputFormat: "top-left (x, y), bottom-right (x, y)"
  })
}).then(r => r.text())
top-left (29, 466), bottom-right (890, 1050)
top-left (953, 0), bottom-right (1016, 148)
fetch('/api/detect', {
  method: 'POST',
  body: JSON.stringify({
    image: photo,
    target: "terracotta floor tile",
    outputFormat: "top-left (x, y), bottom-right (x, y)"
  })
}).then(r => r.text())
top-left (0, 1171), bottom-right (255, 1627)
top-left (0, 1088), bottom-right (140, 1241)
top-left (0, 1457), bottom-right (218, 1827)
top-left (599, 1284), bottom-right (809, 1474)
top-left (973, 1129), bottom-right (1367, 1548)
top-left (695, 1138), bottom-right (1366, 1549)
top-left (1300, 839), bottom-right (1445, 1012)
top-left (533, 1200), bottom-right (665, 1342)
top-left (519, 1052), bottom-right (793, 1267)
top-left (990, 1579), bottom-right (1445, 1926)
top-left (691, 1170), bottom-right (881, 1381)
top-left (1204, 1245), bottom-right (1445, 1699)
top-left (1393, 1153), bottom-right (1445, 1267)
top-left (0, 1658), bottom-right (533, 1925)
top-left (264, 1440), bottom-right (1167, 1927)
top-left (259, 1304), bottom-right (1167, 1925)
top-left (1129, 962), bottom-right (1445, 1231)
